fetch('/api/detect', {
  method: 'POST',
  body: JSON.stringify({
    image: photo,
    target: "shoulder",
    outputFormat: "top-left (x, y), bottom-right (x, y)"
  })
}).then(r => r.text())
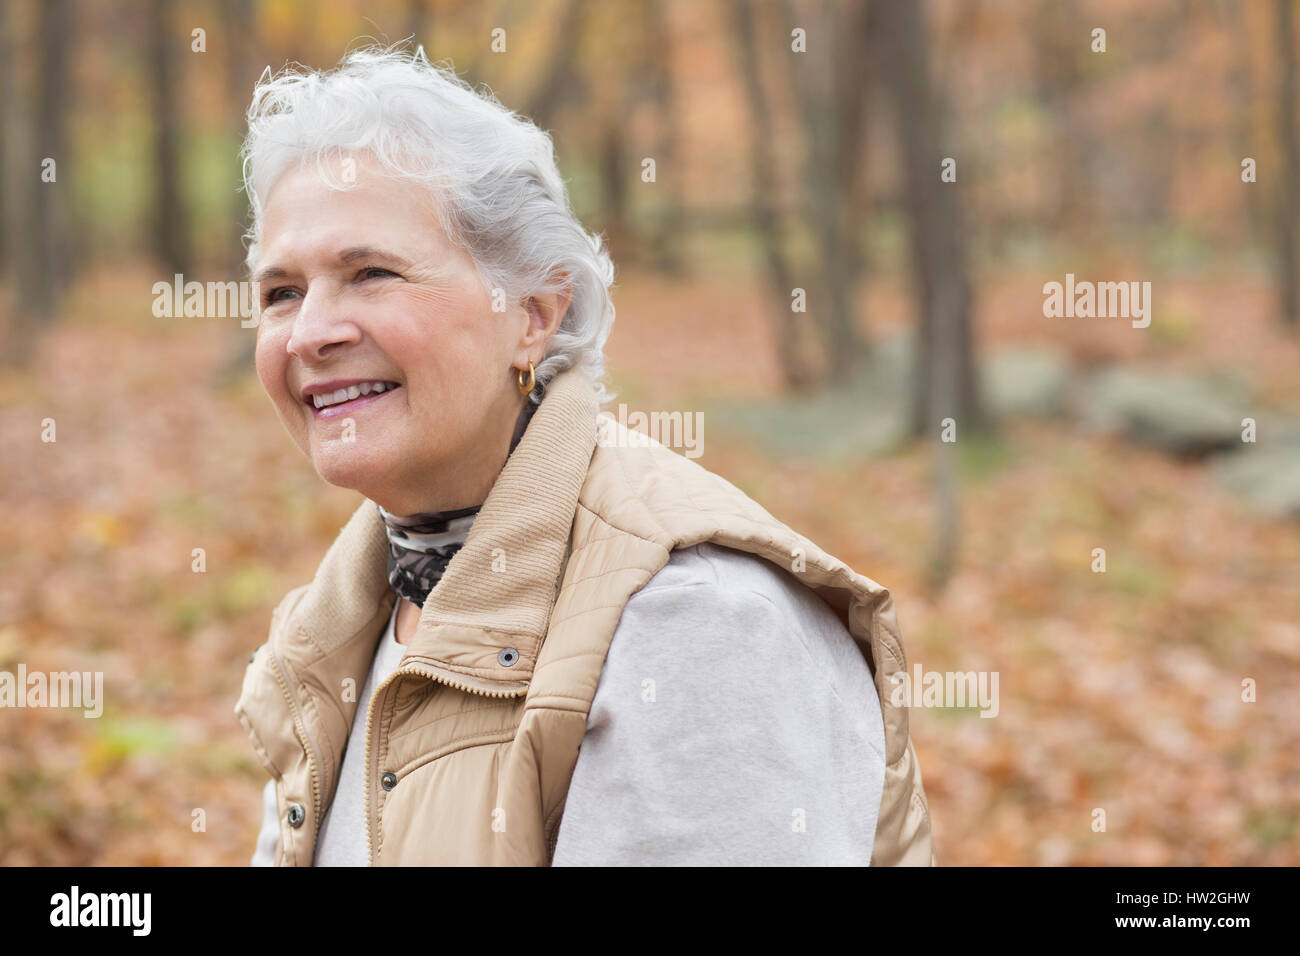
top-left (626, 542), bottom-right (830, 633)
top-left (267, 583), bottom-right (311, 643)
top-left (581, 416), bottom-right (792, 550)
top-left (604, 543), bottom-right (880, 732)
top-left (627, 542), bottom-right (849, 639)
top-left (554, 541), bottom-right (888, 864)
top-left (580, 420), bottom-right (870, 610)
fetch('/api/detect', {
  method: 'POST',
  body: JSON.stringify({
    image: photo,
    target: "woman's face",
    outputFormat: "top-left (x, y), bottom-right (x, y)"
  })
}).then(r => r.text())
top-left (253, 154), bottom-right (547, 513)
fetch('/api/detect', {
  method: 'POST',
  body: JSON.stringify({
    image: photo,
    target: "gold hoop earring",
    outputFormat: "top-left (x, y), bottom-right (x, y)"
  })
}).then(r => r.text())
top-left (516, 360), bottom-right (535, 397)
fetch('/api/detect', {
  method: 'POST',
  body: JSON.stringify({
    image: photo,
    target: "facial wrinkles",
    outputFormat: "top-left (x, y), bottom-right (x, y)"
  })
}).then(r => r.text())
top-left (404, 277), bottom-right (466, 309)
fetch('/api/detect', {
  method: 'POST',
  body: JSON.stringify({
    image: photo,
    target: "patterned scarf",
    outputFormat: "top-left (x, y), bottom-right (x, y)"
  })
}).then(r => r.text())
top-left (377, 399), bottom-right (537, 607)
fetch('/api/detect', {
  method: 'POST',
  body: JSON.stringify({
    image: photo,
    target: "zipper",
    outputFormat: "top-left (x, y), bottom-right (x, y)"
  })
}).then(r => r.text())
top-left (266, 646), bottom-right (324, 862)
top-left (363, 660), bottom-right (527, 865)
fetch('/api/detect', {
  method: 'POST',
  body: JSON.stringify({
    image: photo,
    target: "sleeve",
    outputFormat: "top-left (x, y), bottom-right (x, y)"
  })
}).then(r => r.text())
top-left (549, 544), bottom-right (886, 866)
top-left (250, 778), bottom-right (281, 866)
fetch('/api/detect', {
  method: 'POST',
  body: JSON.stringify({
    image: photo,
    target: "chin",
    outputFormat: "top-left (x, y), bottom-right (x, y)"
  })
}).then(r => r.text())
top-left (310, 447), bottom-right (391, 495)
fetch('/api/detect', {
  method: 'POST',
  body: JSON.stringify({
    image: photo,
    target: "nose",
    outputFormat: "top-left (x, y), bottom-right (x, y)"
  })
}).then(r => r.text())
top-left (285, 283), bottom-right (361, 361)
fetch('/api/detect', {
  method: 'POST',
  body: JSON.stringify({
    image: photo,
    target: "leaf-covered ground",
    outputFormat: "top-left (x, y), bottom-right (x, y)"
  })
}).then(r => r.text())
top-left (1, 264), bottom-right (1296, 864)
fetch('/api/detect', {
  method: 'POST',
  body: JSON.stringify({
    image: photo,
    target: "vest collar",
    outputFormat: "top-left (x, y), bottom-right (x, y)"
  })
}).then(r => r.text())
top-left (277, 367), bottom-right (600, 697)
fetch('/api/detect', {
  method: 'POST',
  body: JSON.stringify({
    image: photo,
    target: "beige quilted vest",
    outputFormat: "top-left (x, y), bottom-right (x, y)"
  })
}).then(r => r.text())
top-left (234, 368), bottom-right (936, 865)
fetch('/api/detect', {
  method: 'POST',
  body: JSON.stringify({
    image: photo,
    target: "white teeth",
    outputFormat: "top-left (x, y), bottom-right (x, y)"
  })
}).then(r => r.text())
top-left (310, 382), bottom-right (397, 409)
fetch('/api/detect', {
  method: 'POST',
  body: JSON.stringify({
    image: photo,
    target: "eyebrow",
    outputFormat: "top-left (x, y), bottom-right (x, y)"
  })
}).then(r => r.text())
top-left (252, 246), bottom-right (415, 284)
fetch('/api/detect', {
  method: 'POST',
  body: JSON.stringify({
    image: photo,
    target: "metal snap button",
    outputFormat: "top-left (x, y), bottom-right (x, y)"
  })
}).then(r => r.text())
top-left (381, 771), bottom-right (397, 791)
top-left (286, 803), bottom-right (305, 828)
top-left (498, 647), bottom-right (519, 667)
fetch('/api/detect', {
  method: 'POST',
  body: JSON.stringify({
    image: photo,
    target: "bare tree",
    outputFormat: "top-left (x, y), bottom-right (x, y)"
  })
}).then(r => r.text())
top-left (638, 0), bottom-right (686, 276)
top-left (780, 0), bottom-right (869, 383)
top-left (871, 0), bottom-right (984, 590)
top-left (405, 0), bottom-right (433, 50)
top-left (0, 0), bottom-right (17, 291)
top-left (35, 0), bottom-right (74, 320)
top-left (224, 0), bottom-right (256, 278)
top-left (0, 0), bottom-right (73, 364)
top-left (1227, 0), bottom-right (1266, 243)
top-left (729, 0), bottom-right (812, 387)
top-left (869, 0), bottom-right (983, 438)
top-left (525, 0), bottom-right (588, 133)
top-left (0, 0), bottom-right (12, 288)
top-left (0, 0), bottom-right (39, 366)
top-left (1276, 0), bottom-right (1299, 325)
top-left (598, 117), bottom-right (632, 263)
top-left (1030, 2), bottom-right (1095, 240)
top-left (150, 0), bottom-right (191, 278)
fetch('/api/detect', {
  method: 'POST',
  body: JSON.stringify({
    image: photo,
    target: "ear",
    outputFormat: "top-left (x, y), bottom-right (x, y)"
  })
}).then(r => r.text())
top-left (515, 276), bottom-right (573, 364)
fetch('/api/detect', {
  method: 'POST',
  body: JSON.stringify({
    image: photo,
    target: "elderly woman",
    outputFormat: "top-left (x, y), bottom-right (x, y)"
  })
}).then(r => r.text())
top-left (235, 44), bottom-right (934, 866)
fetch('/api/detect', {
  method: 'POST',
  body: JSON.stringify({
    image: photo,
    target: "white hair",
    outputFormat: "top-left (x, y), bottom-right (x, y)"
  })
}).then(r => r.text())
top-left (239, 41), bottom-right (616, 404)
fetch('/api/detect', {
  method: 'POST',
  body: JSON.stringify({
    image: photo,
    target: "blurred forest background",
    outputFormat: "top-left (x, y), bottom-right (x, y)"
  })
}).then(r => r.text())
top-left (1, 0), bottom-right (1298, 865)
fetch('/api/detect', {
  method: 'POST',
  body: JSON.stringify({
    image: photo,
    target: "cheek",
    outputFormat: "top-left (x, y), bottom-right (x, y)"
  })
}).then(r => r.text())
top-left (396, 292), bottom-right (501, 380)
top-left (254, 325), bottom-right (289, 399)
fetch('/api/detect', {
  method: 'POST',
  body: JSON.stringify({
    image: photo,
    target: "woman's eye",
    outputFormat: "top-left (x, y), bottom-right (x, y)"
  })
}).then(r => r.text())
top-left (361, 267), bottom-right (397, 281)
top-left (265, 287), bottom-right (299, 304)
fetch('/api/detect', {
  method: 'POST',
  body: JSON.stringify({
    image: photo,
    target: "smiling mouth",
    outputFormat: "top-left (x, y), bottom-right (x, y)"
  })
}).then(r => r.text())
top-left (307, 381), bottom-right (401, 410)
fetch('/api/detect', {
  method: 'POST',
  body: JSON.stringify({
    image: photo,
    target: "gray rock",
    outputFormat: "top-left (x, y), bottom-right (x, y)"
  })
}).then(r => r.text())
top-left (1212, 430), bottom-right (1300, 517)
top-left (981, 347), bottom-right (1071, 418)
top-left (708, 334), bottom-right (913, 462)
top-left (1076, 367), bottom-right (1251, 457)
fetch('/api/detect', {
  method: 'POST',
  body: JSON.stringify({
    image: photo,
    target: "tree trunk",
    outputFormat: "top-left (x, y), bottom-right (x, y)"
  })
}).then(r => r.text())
top-left (780, 0), bottom-right (868, 383)
top-left (1276, 0), bottom-right (1299, 325)
top-left (0, 0), bottom-right (11, 285)
top-left (729, 0), bottom-right (812, 388)
top-left (150, 0), bottom-right (191, 278)
top-left (639, 0), bottom-right (686, 276)
top-left (870, 0), bottom-right (983, 437)
top-left (34, 0), bottom-right (73, 320)
top-left (871, 0), bottom-right (984, 590)
top-left (599, 121), bottom-right (631, 265)
top-left (405, 0), bottom-right (432, 51)
top-left (525, 0), bottom-right (587, 133)
top-left (224, 0), bottom-right (255, 277)
top-left (1030, 1), bottom-right (1092, 239)
top-left (0, 0), bottom-right (36, 365)
top-left (1229, 0), bottom-right (1266, 243)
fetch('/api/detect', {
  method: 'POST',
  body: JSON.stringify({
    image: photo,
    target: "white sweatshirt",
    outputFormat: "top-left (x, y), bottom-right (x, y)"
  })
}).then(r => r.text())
top-left (251, 541), bottom-right (886, 866)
